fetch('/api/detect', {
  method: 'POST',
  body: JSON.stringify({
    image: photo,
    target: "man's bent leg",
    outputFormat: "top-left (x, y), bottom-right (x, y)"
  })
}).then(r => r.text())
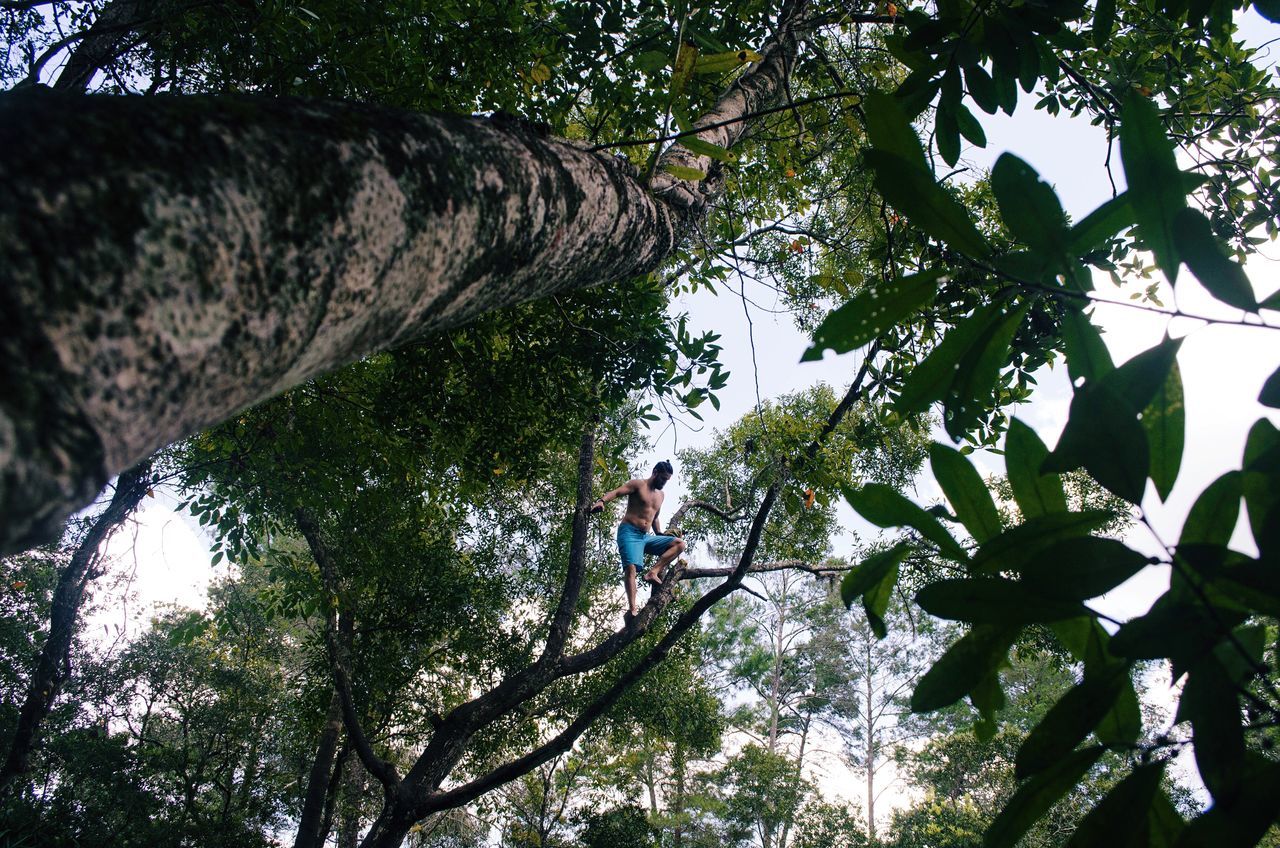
top-left (643, 537), bottom-right (686, 584)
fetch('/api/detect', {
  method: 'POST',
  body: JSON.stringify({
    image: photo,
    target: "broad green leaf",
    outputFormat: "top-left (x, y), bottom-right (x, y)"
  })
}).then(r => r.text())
top-left (663, 164), bottom-right (706, 181)
top-left (1259, 363), bottom-right (1280, 408)
top-left (1019, 537), bottom-right (1151, 599)
top-left (965, 64), bottom-right (999, 114)
top-left (991, 153), bottom-right (1070, 255)
top-left (1045, 382), bottom-right (1149, 504)
top-left (1177, 655), bottom-right (1245, 803)
top-left (863, 92), bottom-right (930, 169)
top-left (1102, 336), bottom-right (1183, 416)
top-left (841, 542), bottom-right (911, 606)
top-left (944, 302), bottom-right (1032, 439)
top-left (930, 442), bottom-right (1002, 543)
top-left (1144, 360), bottom-right (1185, 501)
top-left (803, 270), bottom-right (942, 361)
top-left (912, 624), bottom-right (1019, 712)
top-left (1064, 763), bottom-right (1166, 848)
top-left (1255, 0), bottom-right (1280, 21)
top-left (677, 135), bottom-right (737, 162)
top-left (970, 668), bottom-right (1006, 720)
top-left (843, 484), bottom-right (969, 561)
top-left (984, 746), bottom-right (1106, 848)
top-left (1095, 673), bottom-right (1142, 745)
top-left (1016, 663), bottom-right (1129, 778)
top-left (916, 578), bottom-right (1087, 624)
top-left (1148, 790), bottom-right (1188, 848)
top-left (937, 104), bottom-right (961, 166)
top-left (1092, 0), bottom-right (1117, 48)
top-left (863, 560), bottom-right (900, 639)
top-left (1061, 310), bottom-right (1114, 385)
top-left (670, 41), bottom-right (698, 95)
top-left (897, 302), bottom-right (1004, 415)
top-left (1243, 419), bottom-right (1280, 554)
top-left (1174, 753), bottom-right (1280, 848)
top-left (1175, 208), bottom-right (1257, 311)
top-left (865, 150), bottom-right (992, 258)
top-left (635, 50), bottom-right (669, 73)
top-left (1110, 591), bottom-right (1238, 663)
top-left (1260, 287), bottom-right (1280, 311)
top-left (953, 101), bottom-right (987, 146)
top-left (1069, 191), bottom-right (1135, 254)
top-left (691, 48), bottom-right (763, 73)
top-left (1005, 419), bottom-right (1068, 518)
top-left (971, 511), bottom-right (1114, 574)
top-left (1180, 471), bottom-right (1242, 546)
top-left (1120, 93), bottom-right (1186, 282)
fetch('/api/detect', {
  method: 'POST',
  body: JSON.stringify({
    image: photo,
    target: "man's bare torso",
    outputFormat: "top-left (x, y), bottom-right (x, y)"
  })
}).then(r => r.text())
top-left (622, 479), bottom-right (664, 531)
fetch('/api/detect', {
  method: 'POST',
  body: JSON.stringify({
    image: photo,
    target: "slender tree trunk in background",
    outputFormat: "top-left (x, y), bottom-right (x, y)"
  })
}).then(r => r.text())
top-left (0, 458), bottom-right (152, 792)
top-left (295, 690), bottom-right (346, 848)
top-left (777, 714), bottom-right (810, 848)
top-left (0, 0), bottom-right (808, 558)
top-left (864, 640), bottom-right (876, 844)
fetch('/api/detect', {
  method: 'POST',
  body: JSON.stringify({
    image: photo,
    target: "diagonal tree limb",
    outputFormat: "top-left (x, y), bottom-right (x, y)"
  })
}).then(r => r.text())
top-left (535, 422), bottom-right (596, 666)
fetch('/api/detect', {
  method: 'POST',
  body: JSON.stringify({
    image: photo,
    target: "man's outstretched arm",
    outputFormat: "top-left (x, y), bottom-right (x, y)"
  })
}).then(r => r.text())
top-left (591, 480), bottom-right (637, 513)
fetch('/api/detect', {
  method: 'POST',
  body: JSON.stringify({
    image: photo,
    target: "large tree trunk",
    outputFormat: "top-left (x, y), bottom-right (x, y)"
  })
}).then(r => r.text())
top-left (0, 458), bottom-right (153, 790)
top-left (294, 690), bottom-right (346, 848)
top-left (0, 0), bottom-right (806, 557)
top-left (52, 0), bottom-right (155, 93)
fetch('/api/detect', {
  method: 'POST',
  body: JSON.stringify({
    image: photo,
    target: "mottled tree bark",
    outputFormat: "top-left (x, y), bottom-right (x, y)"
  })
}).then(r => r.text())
top-left (0, 0), bottom-right (807, 557)
top-left (0, 458), bottom-right (153, 790)
top-left (294, 690), bottom-right (346, 848)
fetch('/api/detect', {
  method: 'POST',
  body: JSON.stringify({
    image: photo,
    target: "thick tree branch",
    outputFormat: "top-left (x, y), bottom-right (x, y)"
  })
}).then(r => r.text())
top-left (295, 510), bottom-right (401, 792)
top-left (536, 423), bottom-right (596, 665)
top-left (680, 559), bottom-right (850, 579)
top-left (667, 498), bottom-right (745, 531)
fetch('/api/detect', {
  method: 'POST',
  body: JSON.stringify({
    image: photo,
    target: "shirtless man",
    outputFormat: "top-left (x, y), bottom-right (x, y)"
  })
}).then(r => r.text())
top-left (590, 460), bottom-right (687, 618)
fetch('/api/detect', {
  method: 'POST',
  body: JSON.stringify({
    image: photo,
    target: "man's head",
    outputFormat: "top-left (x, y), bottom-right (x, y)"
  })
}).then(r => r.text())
top-left (650, 460), bottom-right (674, 489)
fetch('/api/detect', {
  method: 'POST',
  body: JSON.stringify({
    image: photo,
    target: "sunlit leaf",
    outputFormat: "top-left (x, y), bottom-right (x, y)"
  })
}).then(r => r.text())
top-left (930, 442), bottom-right (1002, 543)
top-left (912, 624), bottom-right (1019, 713)
top-left (842, 484), bottom-right (968, 561)
top-left (1005, 419), bottom-right (1068, 518)
top-left (1120, 93), bottom-right (1186, 282)
top-left (802, 270), bottom-right (943, 361)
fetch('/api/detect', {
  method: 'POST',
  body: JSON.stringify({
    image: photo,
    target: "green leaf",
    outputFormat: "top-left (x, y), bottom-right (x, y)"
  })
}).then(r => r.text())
top-left (1177, 655), bottom-right (1245, 803)
top-left (971, 511), bottom-right (1115, 574)
top-left (1148, 790), bottom-right (1188, 848)
top-left (841, 542), bottom-right (912, 606)
top-left (663, 164), bottom-right (706, 181)
top-left (953, 101), bottom-right (987, 147)
top-left (1019, 537), bottom-right (1152, 599)
top-left (802, 270), bottom-right (942, 361)
top-left (1259, 363), bottom-right (1280, 408)
top-left (677, 135), bottom-right (737, 162)
top-left (1255, 0), bottom-right (1280, 21)
top-left (1243, 419), bottom-right (1280, 555)
top-left (1110, 591), bottom-right (1236, 663)
top-left (843, 484), bottom-right (969, 561)
top-left (1064, 763), bottom-right (1166, 848)
top-left (1005, 418), bottom-right (1068, 518)
top-left (1144, 359), bottom-right (1185, 502)
top-left (1016, 663), bottom-right (1130, 779)
top-left (1174, 209), bottom-right (1257, 311)
top-left (990, 154), bottom-right (1070, 255)
top-left (1095, 673), bottom-right (1142, 746)
top-left (863, 560), bottom-right (900, 639)
top-left (916, 578), bottom-right (1088, 624)
top-left (1180, 471), bottom-right (1242, 546)
top-left (865, 150), bottom-right (992, 258)
top-left (944, 302), bottom-right (1032, 439)
top-left (984, 747), bottom-right (1106, 848)
top-left (1069, 191), bottom-right (1135, 253)
top-left (897, 302), bottom-right (1005, 415)
top-left (1174, 753), bottom-right (1280, 848)
top-left (930, 442), bottom-right (1002, 543)
top-left (636, 50), bottom-right (669, 73)
top-left (965, 64), bottom-right (999, 114)
top-left (1120, 93), bottom-right (1186, 282)
top-left (912, 624), bottom-right (1019, 713)
top-left (1061, 310), bottom-right (1114, 385)
top-left (1045, 382), bottom-right (1149, 504)
top-left (937, 104), bottom-right (961, 166)
top-left (1092, 0), bottom-right (1117, 47)
top-left (863, 91), bottom-right (931, 169)
top-left (1103, 336), bottom-right (1183, 415)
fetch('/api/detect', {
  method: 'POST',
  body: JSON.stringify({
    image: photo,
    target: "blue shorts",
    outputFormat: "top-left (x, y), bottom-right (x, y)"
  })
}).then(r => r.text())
top-left (617, 523), bottom-right (676, 570)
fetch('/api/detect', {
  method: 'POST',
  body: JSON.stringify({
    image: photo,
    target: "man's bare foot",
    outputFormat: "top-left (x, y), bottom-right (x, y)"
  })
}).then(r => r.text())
top-left (642, 571), bottom-right (663, 588)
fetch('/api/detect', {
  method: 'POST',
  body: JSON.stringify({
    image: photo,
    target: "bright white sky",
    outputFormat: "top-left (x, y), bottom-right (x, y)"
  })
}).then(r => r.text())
top-left (79, 9), bottom-right (1278, 835)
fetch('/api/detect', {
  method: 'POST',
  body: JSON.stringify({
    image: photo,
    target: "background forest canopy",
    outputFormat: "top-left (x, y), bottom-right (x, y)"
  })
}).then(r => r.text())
top-left (2, 0), bottom-right (1280, 845)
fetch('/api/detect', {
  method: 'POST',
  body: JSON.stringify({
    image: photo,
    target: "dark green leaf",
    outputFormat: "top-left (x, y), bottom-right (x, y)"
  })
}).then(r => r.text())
top-left (965, 63), bottom-right (999, 113)
top-left (1102, 336), bottom-right (1183, 415)
top-left (802, 270), bottom-right (942, 361)
top-left (1180, 471), bottom-right (1242, 546)
top-left (1144, 359), bottom-right (1185, 502)
top-left (1110, 591), bottom-right (1235, 663)
top-left (1016, 663), bottom-right (1129, 778)
top-left (930, 442), bottom-right (1002, 543)
top-left (841, 542), bottom-right (912, 606)
top-left (1095, 673), bottom-right (1142, 745)
top-left (1019, 537), bottom-right (1152, 599)
top-left (984, 747), bottom-right (1106, 848)
top-left (1243, 419), bottom-right (1280, 555)
top-left (1175, 208), bottom-right (1257, 311)
top-left (1259, 363), bottom-right (1280, 408)
top-left (991, 154), bottom-right (1070, 254)
top-left (953, 101), bottom-right (987, 147)
top-left (944, 302), bottom-right (1032, 439)
top-left (1255, 0), bottom-right (1280, 21)
top-left (972, 511), bottom-right (1114, 574)
top-left (1174, 754), bottom-right (1280, 848)
top-left (863, 560), bottom-right (900, 639)
top-left (1148, 790), bottom-right (1188, 848)
top-left (1064, 763), bottom-right (1166, 848)
top-left (843, 484), bottom-right (969, 560)
top-left (1120, 93), bottom-right (1186, 282)
top-left (1069, 191), bottom-right (1135, 253)
top-left (1061, 310), bottom-right (1114, 385)
top-left (1092, 0), bottom-right (1117, 47)
top-left (865, 150), bottom-right (992, 258)
top-left (1005, 418), bottom-right (1068, 518)
top-left (1045, 382), bottom-right (1149, 504)
top-left (912, 624), bottom-right (1019, 713)
top-left (916, 578), bottom-right (1087, 624)
top-left (937, 104), bottom-right (961, 166)
top-left (897, 302), bottom-right (1004, 415)
top-left (864, 92), bottom-right (931, 169)
top-left (1177, 655), bottom-right (1245, 803)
